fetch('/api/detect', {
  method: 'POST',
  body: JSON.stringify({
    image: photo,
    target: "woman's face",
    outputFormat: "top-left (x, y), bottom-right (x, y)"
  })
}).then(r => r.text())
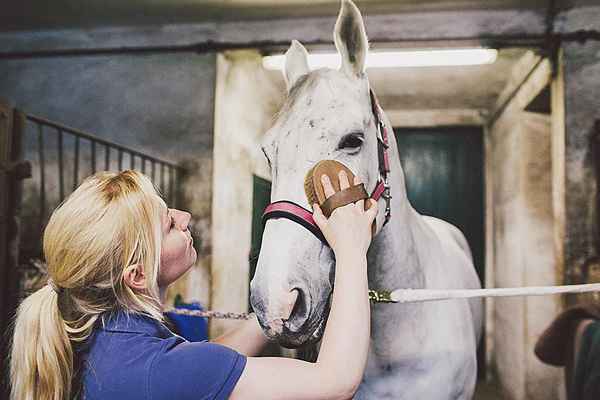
top-left (158, 207), bottom-right (197, 288)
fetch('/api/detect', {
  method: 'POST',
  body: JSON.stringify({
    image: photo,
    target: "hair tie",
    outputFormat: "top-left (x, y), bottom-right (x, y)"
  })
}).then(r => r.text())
top-left (47, 278), bottom-right (63, 294)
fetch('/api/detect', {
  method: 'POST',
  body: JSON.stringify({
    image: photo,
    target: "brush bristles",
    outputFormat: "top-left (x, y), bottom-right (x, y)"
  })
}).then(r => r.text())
top-left (304, 165), bottom-right (318, 207)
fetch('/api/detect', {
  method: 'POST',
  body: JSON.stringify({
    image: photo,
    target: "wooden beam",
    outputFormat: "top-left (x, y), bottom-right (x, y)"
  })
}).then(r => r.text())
top-left (0, 8), bottom-right (546, 56)
top-left (489, 56), bottom-right (552, 125)
top-left (0, 104), bottom-right (27, 400)
top-left (386, 108), bottom-right (485, 127)
top-left (551, 49), bottom-right (566, 293)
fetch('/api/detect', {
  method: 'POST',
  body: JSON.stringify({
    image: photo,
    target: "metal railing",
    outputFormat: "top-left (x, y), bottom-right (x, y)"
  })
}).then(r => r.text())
top-left (27, 114), bottom-right (184, 226)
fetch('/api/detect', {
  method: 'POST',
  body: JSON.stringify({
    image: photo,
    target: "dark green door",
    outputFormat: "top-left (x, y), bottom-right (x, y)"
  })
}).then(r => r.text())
top-left (395, 126), bottom-right (485, 376)
top-left (394, 127), bottom-right (484, 282)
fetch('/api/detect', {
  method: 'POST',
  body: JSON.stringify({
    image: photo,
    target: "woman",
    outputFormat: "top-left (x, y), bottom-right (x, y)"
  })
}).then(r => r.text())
top-left (10, 169), bottom-right (377, 400)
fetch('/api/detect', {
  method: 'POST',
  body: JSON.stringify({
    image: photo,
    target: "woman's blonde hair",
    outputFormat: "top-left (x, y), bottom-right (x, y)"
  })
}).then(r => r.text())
top-left (10, 170), bottom-right (166, 400)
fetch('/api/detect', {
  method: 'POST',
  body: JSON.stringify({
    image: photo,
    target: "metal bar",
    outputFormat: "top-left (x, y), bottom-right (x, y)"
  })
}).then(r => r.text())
top-left (91, 140), bottom-right (96, 173)
top-left (130, 152), bottom-right (135, 170)
top-left (73, 135), bottom-right (80, 190)
top-left (104, 144), bottom-right (110, 170)
top-left (38, 124), bottom-right (46, 223)
top-left (141, 157), bottom-right (146, 174)
top-left (57, 129), bottom-right (65, 201)
top-left (27, 114), bottom-right (178, 168)
top-left (118, 149), bottom-right (123, 171)
top-left (151, 161), bottom-right (156, 181)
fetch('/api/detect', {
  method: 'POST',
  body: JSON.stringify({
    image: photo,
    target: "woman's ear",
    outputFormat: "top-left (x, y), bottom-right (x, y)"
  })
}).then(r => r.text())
top-left (123, 264), bottom-right (147, 292)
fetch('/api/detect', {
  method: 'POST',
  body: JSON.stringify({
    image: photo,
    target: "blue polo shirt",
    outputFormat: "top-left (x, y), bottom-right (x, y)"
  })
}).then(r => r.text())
top-left (81, 311), bottom-right (247, 400)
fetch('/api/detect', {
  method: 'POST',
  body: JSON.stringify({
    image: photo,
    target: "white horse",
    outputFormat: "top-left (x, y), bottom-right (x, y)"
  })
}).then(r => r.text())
top-left (250, 1), bottom-right (483, 398)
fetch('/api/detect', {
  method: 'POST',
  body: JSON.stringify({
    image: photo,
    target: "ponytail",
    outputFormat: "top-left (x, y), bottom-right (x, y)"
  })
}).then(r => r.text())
top-left (10, 285), bottom-right (73, 400)
top-left (9, 170), bottom-right (165, 399)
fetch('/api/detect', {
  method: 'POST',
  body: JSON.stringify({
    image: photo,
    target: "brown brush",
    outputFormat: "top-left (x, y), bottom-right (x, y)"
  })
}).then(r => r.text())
top-left (304, 160), bottom-right (376, 235)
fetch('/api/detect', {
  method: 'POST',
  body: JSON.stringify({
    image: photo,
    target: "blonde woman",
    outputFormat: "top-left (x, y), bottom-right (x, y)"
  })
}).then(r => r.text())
top-left (10, 169), bottom-right (377, 400)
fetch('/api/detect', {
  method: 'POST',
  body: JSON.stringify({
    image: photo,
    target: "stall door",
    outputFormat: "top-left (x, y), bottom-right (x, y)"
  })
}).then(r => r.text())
top-left (394, 127), bottom-right (484, 282)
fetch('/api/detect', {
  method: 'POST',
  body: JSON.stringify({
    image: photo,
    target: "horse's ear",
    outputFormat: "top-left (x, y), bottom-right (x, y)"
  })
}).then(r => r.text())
top-left (284, 40), bottom-right (310, 92)
top-left (334, 0), bottom-right (368, 77)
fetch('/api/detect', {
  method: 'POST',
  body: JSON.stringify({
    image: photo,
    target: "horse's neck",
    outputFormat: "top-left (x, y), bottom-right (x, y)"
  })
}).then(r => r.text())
top-left (367, 141), bottom-right (428, 291)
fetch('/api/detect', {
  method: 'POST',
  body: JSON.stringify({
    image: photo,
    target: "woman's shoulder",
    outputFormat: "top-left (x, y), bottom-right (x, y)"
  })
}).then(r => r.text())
top-left (81, 310), bottom-right (246, 400)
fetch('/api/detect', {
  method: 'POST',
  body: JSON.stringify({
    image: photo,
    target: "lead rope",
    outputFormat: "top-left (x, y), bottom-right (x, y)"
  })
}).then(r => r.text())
top-left (164, 283), bottom-right (600, 320)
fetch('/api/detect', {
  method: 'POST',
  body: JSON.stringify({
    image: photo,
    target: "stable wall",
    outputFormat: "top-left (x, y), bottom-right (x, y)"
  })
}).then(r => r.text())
top-left (0, 51), bottom-right (216, 307)
top-left (211, 49), bottom-right (283, 336)
top-left (554, 4), bottom-right (600, 290)
top-left (487, 59), bottom-right (562, 399)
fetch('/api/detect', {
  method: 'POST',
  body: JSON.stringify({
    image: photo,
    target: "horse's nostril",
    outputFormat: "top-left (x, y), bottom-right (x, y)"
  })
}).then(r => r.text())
top-left (282, 289), bottom-right (300, 321)
top-left (285, 287), bottom-right (310, 332)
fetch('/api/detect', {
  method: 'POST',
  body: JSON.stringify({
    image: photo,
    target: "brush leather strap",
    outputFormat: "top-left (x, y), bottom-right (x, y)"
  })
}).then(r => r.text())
top-left (321, 183), bottom-right (368, 218)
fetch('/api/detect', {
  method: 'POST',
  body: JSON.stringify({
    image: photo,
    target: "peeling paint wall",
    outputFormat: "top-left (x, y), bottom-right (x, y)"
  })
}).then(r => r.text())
top-left (560, 41), bottom-right (600, 288)
top-left (554, 4), bottom-right (600, 297)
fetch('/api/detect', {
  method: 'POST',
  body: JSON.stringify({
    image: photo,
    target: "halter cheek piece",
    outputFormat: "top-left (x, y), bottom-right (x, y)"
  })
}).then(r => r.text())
top-left (262, 90), bottom-right (392, 246)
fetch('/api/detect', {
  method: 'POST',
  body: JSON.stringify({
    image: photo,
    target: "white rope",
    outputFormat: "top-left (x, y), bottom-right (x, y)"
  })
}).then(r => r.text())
top-left (391, 283), bottom-right (600, 303)
top-left (164, 284), bottom-right (600, 319)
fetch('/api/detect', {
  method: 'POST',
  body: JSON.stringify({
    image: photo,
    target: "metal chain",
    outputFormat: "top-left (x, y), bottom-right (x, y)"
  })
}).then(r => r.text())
top-left (164, 307), bottom-right (251, 320)
top-left (165, 292), bottom-right (393, 321)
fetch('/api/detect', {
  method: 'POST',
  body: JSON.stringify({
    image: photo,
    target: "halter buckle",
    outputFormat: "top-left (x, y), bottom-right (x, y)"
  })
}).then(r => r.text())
top-left (383, 178), bottom-right (392, 222)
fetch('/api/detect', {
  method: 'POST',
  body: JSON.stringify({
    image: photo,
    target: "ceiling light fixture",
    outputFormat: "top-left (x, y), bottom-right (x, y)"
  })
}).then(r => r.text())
top-left (262, 48), bottom-right (498, 70)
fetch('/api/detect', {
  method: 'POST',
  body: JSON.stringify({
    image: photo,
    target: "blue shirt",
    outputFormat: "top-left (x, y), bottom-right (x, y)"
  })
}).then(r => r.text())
top-left (81, 311), bottom-right (247, 400)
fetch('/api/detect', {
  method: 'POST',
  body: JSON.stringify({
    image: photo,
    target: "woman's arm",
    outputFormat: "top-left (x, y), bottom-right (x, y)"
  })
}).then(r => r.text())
top-left (211, 314), bottom-right (270, 357)
top-left (230, 172), bottom-right (377, 400)
top-left (231, 253), bottom-right (369, 400)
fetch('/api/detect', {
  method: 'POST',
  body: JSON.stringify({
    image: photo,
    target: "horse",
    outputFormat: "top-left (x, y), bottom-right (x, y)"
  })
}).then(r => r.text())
top-left (250, 1), bottom-right (483, 398)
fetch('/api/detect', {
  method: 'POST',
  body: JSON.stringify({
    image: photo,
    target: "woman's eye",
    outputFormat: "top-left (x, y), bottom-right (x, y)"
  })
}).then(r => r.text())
top-left (338, 133), bottom-right (364, 151)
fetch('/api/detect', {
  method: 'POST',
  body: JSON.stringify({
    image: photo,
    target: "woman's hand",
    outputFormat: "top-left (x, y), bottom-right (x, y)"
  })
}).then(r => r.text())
top-left (312, 170), bottom-right (378, 258)
top-left (231, 170), bottom-right (375, 400)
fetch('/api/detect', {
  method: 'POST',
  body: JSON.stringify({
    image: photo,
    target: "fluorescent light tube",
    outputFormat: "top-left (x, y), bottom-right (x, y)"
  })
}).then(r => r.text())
top-left (263, 48), bottom-right (498, 70)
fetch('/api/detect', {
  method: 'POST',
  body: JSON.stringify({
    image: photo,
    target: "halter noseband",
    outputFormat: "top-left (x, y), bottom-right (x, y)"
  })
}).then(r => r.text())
top-left (262, 89), bottom-right (392, 246)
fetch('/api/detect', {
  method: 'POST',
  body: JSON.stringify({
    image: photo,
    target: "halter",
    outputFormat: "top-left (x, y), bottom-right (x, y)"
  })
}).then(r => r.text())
top-left (262, 89), bottom-right (392, 246)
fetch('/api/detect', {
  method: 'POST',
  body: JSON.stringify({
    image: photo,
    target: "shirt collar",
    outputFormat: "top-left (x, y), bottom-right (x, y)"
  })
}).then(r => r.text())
top-left (100, 310), bottom-right (173, 338)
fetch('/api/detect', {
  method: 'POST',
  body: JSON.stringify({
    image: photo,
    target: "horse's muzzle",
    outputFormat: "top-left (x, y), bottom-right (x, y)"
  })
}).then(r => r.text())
top-left (250, 282), bottom-right (328, 348)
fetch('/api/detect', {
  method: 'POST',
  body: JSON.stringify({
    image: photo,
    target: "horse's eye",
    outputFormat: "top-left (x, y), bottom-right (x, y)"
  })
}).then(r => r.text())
top-left (338, 133), bottom-right (364, 151)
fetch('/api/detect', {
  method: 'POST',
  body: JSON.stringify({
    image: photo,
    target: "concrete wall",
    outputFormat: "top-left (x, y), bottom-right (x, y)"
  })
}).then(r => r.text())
top-left (0, 51), bottom-right (216, 306)
top-left (553, 4), bottom-right (600, 290)
top-left (487, 61), bottom-right (562, 399)
top-left (211, 50), bottom-right (283, 336)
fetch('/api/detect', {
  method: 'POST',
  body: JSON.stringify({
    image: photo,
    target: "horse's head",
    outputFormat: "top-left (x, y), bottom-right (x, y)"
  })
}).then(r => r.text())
top-left (251, 0), bottom-right (388, 348)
